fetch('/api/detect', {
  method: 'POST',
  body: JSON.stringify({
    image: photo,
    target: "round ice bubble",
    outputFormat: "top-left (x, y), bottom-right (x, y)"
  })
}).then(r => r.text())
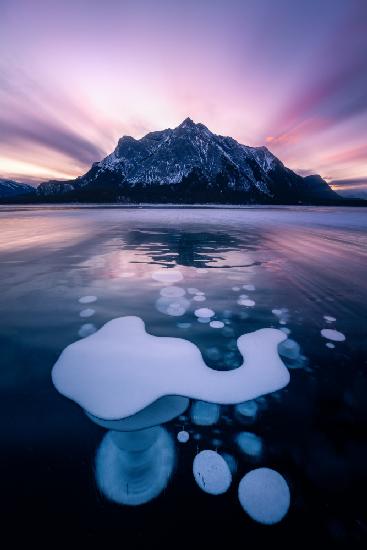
top-left (152, 270), bottom-right (183, 284)
top-left (238, 298), bottom-right (255, 307)
top-left (160, 286), bottom-right (186, 298)
top-left (193, 450), bottom-right (232, 495)
top-left (78, 323), bottom-right (97, 338)
top-left (236, 431), bottom-right (263, 457)
top-left (321, 328), bottom-right (345, 342)
top-left (156, 296), bottom-right (190, 317)
top-left (210, 321), bottom-right (224, 329)
top-left (326, 342), bottom-right (335, 349)
top-left (324, 315), bottom-right (336, 323)
top-left (278, 339), bottom-right (301, 360)
top-left (235, 400), bottom-right (258, 419)
top-left (191, 401), bottom-right (220, 426)
top-left (242, 284), bottom-right (255, 291)
top-left (78, 295), bottom-right (97, 304)
top-left (194, 308), bottom-right (215, 318)
top-left (177, 322), bottom-right (191, 329)
top-left (177, 430), bottom-right (190, 443)
top-left (187, 288), bottom-right (200, 295)
top-left (193, 295), bottom-right (206, 302)
top-left (80, 308), bottom-right (95, 318)
top-left (238, 468), bottom-right (290, 524)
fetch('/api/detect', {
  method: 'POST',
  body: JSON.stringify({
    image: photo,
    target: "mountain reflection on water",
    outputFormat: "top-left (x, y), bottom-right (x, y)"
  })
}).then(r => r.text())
top-left (0, 206), bottom-right (366, 546)
top-left (123, 228), bottom-right (261, 268)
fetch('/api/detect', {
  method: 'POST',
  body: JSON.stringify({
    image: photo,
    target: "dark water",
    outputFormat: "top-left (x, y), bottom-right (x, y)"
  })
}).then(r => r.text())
top-left (0, 205), bottom-right (366, 546)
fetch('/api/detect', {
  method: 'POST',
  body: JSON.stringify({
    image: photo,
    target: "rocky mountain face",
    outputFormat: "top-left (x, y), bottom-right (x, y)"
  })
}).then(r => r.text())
top-left (0, 178), bottom-right (36, 198)
top-left (34, 118), bottom-right (339, 203)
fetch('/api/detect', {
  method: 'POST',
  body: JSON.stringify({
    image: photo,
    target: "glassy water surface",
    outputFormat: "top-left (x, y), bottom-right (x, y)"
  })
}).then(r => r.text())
top-left (0, 206), bottom-right (366, 545)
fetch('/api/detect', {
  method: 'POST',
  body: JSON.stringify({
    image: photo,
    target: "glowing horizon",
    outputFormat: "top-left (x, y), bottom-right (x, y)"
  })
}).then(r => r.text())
top-left (1, 0), bottom-right (366, 197)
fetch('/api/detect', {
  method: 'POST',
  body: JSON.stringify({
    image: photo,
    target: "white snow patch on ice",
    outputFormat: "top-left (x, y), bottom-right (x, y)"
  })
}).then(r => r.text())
top-left (52, 316), bottom-right (290, 420)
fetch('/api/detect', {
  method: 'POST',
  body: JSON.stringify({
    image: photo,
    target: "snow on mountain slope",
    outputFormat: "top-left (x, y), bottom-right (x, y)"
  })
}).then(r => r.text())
top-left (35, 118), bottom-right (339, 203)
top-left (0, 179), bottom-right (35, 198)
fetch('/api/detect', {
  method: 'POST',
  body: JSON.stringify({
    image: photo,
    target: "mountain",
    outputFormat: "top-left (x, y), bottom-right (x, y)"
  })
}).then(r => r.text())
top-left (35, 118), bottom-right (339, 203)
top-left (0, 178), bottom-right (36, 198)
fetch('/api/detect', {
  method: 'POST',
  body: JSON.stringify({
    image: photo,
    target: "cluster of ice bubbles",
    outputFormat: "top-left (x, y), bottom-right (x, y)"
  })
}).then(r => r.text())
top-left (176, 396), bottom-right (290, 525)
top-left (192, 448), bottom-right (290, 524)
top-left (321, 316), bottom-right (346, 348)
top-left (152, 269), bottom-right (227, 329)
top-left (78, 295), bottom-right (98, 338)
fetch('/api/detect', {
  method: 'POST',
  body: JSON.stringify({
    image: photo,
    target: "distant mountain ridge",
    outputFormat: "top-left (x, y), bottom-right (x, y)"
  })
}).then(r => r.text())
top-left (3, 118), bottom-right (341, 203)
top-left (0, 178), bottom-right (35, 198)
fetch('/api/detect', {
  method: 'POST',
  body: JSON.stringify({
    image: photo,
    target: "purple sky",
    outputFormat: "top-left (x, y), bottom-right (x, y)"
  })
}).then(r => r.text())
top-left (0, 0), bottom-right (366, 196)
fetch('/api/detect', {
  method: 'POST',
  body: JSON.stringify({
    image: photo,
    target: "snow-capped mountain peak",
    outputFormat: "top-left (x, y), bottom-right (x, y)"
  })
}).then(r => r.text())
top-left (35, 118), bottom-right (339, 203)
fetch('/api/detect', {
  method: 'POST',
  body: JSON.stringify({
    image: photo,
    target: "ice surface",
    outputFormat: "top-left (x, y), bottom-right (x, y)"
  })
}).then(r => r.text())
top-left (152, 269), bottom-right (183, 283)
top-left (177, 430), bottom-right (190, 443)
top-left (238, 468), bottom-right (290, 524)
top-left (78, 295), bottom-right (97, 304)
top-left (193, 450), bottom-right (232, 495)
top-left (321, 328), bottom-right (346, 342)
top-left (236, 431), bottom-right (263, 457)
top-left (52, 316), bottom-right (289, 420)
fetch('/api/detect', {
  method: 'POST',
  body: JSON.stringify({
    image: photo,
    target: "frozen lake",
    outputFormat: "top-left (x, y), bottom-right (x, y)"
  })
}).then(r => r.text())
top-left (0, 205), bottom-right (366, 545)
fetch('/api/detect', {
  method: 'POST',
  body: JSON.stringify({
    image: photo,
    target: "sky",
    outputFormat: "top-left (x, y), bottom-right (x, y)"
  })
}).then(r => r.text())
top-left (0, 0), bottom-right (366, 197)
